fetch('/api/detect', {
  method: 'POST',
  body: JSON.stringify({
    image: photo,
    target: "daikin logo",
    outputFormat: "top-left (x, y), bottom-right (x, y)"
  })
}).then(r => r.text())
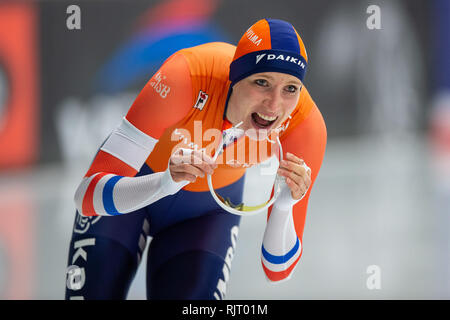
top-left (255, 53), bottom-right (306, 69)
top-left (255, 54), bottom-right (267, 64)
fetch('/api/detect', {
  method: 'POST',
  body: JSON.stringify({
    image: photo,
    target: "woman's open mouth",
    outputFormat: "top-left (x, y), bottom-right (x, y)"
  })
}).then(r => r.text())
top-left (251, 112), bottom-right (278, 129)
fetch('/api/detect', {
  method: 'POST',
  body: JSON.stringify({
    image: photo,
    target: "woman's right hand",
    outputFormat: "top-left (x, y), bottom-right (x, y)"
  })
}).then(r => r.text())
top-left (169, 148), bottom-right (218, 183)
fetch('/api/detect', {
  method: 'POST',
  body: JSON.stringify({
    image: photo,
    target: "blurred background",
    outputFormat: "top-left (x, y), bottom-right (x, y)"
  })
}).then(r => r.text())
top-left (0, 0), bottom-right (449, 299)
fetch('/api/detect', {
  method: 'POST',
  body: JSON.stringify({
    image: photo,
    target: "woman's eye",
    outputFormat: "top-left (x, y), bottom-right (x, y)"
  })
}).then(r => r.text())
top-left (285, 85), bottom-right (298, 93)
top-left (254, 79), bottom-right (268, 86)
top-left (286, 84), bottom-right (303, 93)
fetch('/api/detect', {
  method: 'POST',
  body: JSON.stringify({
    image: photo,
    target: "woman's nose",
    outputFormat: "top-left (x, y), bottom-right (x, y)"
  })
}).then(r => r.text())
top-left (264, 89), bottom-right (282, 113)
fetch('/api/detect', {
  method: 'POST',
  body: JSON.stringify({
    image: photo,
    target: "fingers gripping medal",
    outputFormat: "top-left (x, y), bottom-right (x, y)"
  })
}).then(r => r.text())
top-left (207, 122), bottom-right (285, 216)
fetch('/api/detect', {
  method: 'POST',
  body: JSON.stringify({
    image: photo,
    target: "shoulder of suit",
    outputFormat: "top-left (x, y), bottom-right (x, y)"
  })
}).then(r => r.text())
top-left (177, 42), bottom-right (236, 80)
top-left (284, 85), bottom-right (318, 132)
top-left (299, 85), bottom-right (316, 107)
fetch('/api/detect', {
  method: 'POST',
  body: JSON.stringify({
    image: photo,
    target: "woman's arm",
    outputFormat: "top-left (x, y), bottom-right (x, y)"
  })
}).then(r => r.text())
top-left (74, 52), bottom-right (193, 216)
top-left (261, 94), bottom-right (327, 282)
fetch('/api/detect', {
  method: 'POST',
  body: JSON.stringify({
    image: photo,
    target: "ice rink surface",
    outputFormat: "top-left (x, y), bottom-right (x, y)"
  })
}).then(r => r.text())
top-left (1, 133), bottom-right (449, 299)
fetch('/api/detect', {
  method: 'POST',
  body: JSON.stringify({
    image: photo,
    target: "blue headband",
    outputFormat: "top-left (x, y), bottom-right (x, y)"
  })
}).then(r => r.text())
top-left (229, 49), bottom-right (307, 86)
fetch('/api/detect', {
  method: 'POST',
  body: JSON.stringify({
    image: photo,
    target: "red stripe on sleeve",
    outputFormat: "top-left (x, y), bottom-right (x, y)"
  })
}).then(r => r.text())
top-left (81, 172), bottom-right (108, 216)
top-left (261, 254), bottom-right (302, 282)
top-left (85, 150), bottom-right (138, 178)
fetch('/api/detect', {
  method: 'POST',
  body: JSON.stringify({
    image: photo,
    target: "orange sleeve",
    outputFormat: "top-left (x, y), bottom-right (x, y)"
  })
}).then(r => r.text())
top-left (85, 52), bottom-right (193, 178)
top-left (125, 52), bottom-right (193, 139)
top-left (277, 99), bottom-right (327, 241)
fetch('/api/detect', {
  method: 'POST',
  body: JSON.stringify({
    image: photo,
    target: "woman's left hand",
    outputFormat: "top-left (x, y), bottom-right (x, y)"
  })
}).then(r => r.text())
top-left (277, 152), bottom-right (312, 200)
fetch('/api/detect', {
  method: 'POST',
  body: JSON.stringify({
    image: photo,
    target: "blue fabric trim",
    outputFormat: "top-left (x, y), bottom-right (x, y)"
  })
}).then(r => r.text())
top-left (261, 238), bottom-right (300, 264)
top-left (103, 175), bottom-right (124, 216)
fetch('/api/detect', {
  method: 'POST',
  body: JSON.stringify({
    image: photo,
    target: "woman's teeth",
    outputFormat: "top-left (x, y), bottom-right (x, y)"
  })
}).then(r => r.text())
top-left (256, 112), bottom-right (277, 121)
top-left (251, 112), bottom-right (278, 128)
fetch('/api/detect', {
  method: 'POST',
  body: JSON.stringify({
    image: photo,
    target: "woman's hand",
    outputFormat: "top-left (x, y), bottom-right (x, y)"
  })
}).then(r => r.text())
top-left (169, 148), bottom-right (217, 183)
top-left (277, 152), bottom-right (311, 200)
